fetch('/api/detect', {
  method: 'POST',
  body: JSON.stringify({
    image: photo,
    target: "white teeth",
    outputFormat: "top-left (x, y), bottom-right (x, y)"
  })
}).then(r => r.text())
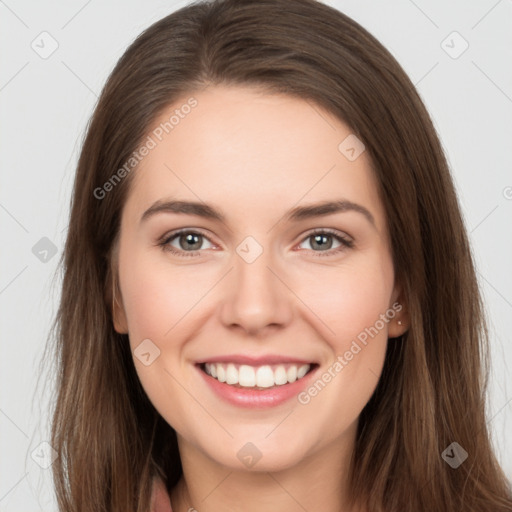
top-left (274, 365), bottom-right (288, 385)
top-left (216, 364), bottom-right (226, 383)
top-left (297, 364), bottom-right (309, 379)
top-left (226, 363), bottom-right (238, 385)
top-left (256, 365), bottom-right (275, 388)
top-left (287, 365), bottom-right (297, 383)
top-left (203, 362), bottom-right (312, 388)
top-left (239, 365), bottom-right (256, 386)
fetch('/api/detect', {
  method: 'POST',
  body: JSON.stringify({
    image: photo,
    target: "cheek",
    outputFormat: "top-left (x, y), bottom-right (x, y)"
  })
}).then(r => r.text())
top-left (289, 256), bottom-right (394, 438)
top-left (117, 246), bottom-right (203, 428)
top-left (296, 254), bottom-right (395, 350)
top-left (119, 245), bottom-right (212, 343)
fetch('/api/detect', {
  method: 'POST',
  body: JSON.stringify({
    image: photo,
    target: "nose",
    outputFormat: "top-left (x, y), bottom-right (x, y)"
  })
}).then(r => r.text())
top-left (219, 249), bottom-right (294, 337)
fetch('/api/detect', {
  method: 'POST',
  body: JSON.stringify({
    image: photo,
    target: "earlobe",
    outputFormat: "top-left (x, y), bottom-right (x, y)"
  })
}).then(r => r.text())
top-left (388, 310), bottom-right (409, 339)
top-left (113, 308), bottom-right (128, 334)
top-left (389, 317), bottom-right (408, 338)
top-left (388, 283), bottom-right (409, 338)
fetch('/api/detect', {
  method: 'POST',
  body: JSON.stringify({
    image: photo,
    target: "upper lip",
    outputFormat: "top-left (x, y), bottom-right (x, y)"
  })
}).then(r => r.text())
top-left (197, 354), bottom-right (317, 366)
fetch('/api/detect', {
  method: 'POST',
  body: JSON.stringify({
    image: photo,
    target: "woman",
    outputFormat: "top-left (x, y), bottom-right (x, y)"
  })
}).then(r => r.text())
top-left (46, 0), bottom-right (512, 511)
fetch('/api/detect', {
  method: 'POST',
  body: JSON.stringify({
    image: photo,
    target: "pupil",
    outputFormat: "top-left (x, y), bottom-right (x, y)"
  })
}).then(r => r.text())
top-left (312, 234), bottom-right (332, 250)
top-left (181, 233), bottom-right (201, 250)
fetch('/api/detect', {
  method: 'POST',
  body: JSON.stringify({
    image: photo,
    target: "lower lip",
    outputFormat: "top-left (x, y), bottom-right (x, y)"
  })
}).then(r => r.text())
top-left (196, 364), bottom-right (318, 409)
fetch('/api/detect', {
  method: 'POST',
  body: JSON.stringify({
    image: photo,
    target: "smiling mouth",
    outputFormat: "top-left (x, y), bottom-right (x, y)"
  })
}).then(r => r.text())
top-left (198, 362), bottom-right (318, 389)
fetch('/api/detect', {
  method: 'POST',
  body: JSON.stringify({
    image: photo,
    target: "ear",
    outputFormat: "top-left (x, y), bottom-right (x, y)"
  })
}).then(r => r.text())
top-left (112, 278), bottom-right (129, 334)
top-left (387, 281), bottom-right (409, 339)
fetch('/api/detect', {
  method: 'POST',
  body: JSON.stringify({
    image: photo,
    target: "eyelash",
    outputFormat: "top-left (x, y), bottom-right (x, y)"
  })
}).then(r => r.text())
top-left (157, 228), bottom-right (354, 258)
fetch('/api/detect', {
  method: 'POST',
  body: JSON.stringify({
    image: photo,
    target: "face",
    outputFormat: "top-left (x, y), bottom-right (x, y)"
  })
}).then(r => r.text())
top-left (113, 85), bottom-right (407, 472)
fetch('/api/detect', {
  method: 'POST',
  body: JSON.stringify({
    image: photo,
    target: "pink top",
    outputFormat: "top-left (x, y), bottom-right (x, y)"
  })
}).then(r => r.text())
top-left (150, 476), bottom-right (173, 512)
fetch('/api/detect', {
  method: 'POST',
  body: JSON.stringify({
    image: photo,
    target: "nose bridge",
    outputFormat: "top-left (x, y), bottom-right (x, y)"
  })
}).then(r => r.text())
top-left (219, 236), bottom-right (293, 334)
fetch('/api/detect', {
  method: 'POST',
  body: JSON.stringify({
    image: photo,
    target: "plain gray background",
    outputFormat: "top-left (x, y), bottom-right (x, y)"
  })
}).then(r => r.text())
top-left (1, 0), bottom-right (511, 510)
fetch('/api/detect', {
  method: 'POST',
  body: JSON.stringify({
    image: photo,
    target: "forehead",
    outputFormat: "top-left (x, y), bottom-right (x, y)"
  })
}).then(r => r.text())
top-left (124, 85), bottom-right (386, 232)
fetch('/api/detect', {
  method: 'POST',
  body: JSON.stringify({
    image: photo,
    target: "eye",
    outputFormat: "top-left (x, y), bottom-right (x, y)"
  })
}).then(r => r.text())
top-left (297, 229), bottom-right (354, 256)
top-left (159, 229), bottom-right (215, 257)
top-left (158, 228), bottom-right (354, 258)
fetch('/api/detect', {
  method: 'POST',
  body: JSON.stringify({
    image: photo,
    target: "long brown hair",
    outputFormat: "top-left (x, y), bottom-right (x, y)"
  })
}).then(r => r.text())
top-left (43, 0), bottom-right (512, 510)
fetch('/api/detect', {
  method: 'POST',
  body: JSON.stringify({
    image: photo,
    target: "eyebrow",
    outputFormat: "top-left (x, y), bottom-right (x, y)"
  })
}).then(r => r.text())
top-left (140, 198), bottom-right (376, 229)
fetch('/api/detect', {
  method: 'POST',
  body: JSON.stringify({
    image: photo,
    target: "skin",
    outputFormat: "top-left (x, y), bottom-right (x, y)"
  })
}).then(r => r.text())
top-left (113, 85), bottom-right (408, 512)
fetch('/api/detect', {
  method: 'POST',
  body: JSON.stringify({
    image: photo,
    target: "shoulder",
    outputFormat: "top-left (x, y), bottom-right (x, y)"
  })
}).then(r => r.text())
top-left (150, 475), bottom-right (173, 512)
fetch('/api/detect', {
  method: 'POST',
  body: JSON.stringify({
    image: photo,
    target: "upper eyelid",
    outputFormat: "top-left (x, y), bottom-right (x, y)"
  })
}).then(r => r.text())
top-left (162, 227), bottom-right (217, 245)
